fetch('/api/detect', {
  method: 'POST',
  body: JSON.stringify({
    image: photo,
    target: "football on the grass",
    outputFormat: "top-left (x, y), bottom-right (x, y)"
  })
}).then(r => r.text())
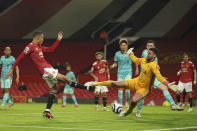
top-left (111, 101), bottom-right (122, 114)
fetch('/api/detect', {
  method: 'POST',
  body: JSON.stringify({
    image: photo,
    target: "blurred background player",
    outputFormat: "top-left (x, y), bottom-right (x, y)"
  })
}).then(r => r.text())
top-left (6, 31), bottom-right (94, 118)
top-left (0, 47), bottom-right (19, 109)
top-left (176, 53), bottom-right (196, 112)
top-left (62, 63), bottom-right (78, 107)
top-left (90, 52), bottom-right (110, 111)
top-left (136, 40), bottom-right (177, 118)
top-left (110, 39), bottom-right (139, 107)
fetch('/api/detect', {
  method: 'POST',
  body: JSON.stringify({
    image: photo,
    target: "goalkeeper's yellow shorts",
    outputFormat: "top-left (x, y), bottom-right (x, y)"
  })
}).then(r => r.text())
top-left (124, 78), bottom-right (150, 97)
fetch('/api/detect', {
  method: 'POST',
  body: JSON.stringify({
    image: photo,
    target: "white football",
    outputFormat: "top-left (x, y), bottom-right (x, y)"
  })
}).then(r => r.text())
top-left (111, 101), bottom-right (122, 114)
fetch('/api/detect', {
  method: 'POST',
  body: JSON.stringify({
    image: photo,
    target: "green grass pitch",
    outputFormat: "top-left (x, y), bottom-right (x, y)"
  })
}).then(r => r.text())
top-left (0, 103), bottom-right (196, 131)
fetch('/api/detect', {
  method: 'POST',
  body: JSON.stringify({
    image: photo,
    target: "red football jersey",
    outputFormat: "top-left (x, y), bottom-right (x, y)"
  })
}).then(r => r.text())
top-left (91, 60), bottom-right (108, 81)
top-left (12, 40), bottom-right (60, 74)
top-left (180, 61), bottom-right (195, 83)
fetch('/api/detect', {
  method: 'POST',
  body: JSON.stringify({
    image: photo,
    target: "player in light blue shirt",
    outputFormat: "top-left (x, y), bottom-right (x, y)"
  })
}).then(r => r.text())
top-left (110, 39), bottom-right (139, 106)
top-left (62, 63), bottom-right (78, 107)
top-left (136, 40), bottom-right (176, 118)
top-left (0, 47), bottom-right (19, 109)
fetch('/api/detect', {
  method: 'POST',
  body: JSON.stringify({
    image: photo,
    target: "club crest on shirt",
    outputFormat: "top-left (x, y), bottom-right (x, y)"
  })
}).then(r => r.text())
top-left (39, 52), bottom-right (43, 56)
top-left (24, 47), bottom-right (29, 53)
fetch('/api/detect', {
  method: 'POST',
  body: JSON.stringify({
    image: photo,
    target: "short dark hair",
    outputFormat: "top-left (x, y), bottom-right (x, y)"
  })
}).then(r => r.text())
top-left (33, 31), bottom-right (43, 38)
top-left (183, 53), bottom-right (188, 57)
top-left (146, 40), bottom-right (156, 45)
top-left (95, 52), bottom-right (103, 56)
top-left (149, 48), bottom-right (158, 56)
top-left (65, 62), bottom-right (71, 68)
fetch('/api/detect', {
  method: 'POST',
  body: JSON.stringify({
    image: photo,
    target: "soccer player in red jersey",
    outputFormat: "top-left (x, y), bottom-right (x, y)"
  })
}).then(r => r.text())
top-left (6, 31), bottom-right (94, 118)
top-left (176, 53), bottom-right (196, 112)
top-left (90, 52), bottom-right (110, 111)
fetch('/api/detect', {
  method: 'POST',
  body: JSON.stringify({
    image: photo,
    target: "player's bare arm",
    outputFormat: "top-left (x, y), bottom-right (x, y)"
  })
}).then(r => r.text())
top-left (15, 66), bottom-right (19, 85)
top-left (90, 71), bottom-right (98, 81)
top-left (6, 68), bottom-right (14, 79)
top-left (106, 65), bottom-right (110, 80)
top-left (177, 70), bottom-right (181, 76)
top-left (110, 62), bottom-right (118, 69)
top-left (73, 75), bottom-right (77, 83)
top-left (193, 69), bottom-right (196, 85)
top-left (57, 31), bottom-right (63, 40)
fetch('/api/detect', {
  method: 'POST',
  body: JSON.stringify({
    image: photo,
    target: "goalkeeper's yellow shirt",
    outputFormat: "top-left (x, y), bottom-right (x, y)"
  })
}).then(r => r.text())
top-left (129, 54), bottom-right (167, 90)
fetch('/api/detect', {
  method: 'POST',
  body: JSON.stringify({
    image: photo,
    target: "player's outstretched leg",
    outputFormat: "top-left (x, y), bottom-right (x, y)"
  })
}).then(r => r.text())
top-left (56, 73), bottom-right (94, 91)
top-left (120, 93), bottom-right (143, 117)
top-left (162, 90), bottom-right (176, 109)
top-left (156, 83), bottom-right (178, 110)
top-left (136, 98), bottom-right (144, 118)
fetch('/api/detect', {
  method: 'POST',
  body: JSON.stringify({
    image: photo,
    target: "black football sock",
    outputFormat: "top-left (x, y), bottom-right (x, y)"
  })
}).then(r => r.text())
top-left (103, 96), bottom-right (107, 107)
top-left (45, 93), bottom-right (55, 112)
top-left (95, 95), bottom-right (99, 105)
top-left (182, 90), bottom-right (186, 104)
top-left (176, 94), bottom-right (181, 104)
top-left (69, 81), bottom-right (87, 90)
top-left (188, 96), bottom-right (192, 108)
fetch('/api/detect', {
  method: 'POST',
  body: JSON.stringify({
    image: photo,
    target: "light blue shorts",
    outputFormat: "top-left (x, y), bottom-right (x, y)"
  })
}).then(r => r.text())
top-left (64, 87), bottom-right (74, 94)
top-left (117, 74), bottom-right (132, 81)
top-left (153, 78), bottom-right (161, 89)
top-left (1, 78), bottom-right (12, 89)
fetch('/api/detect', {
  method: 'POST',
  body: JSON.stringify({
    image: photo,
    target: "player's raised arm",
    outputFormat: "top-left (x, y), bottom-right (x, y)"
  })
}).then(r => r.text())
top-left (127, 48), bottom-right (143, 65)
top-left (41, 32), bottom-right (63, 53)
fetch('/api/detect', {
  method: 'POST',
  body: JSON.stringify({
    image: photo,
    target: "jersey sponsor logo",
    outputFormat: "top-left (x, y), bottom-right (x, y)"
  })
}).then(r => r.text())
top-left (98, 68), bottom-right (106, 74)
top-left (182, 68), bottom-right (188, 72)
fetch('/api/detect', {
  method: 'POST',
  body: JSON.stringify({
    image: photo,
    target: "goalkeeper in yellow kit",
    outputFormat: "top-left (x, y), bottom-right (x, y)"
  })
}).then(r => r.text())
top-left (85, 48), bottom-right (178, 117)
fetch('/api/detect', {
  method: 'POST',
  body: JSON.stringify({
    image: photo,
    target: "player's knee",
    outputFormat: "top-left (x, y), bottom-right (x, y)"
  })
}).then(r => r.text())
top-left (95, 92), bottom-right (99, 95)
top-left (188, 93), bottom-right (192, 97)
top-left (176, 90), bottom-right (181, 95)
top-left (102, 92), bottom-right (106, 96)
top-left (5, 89), bottom-right (9, 93)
